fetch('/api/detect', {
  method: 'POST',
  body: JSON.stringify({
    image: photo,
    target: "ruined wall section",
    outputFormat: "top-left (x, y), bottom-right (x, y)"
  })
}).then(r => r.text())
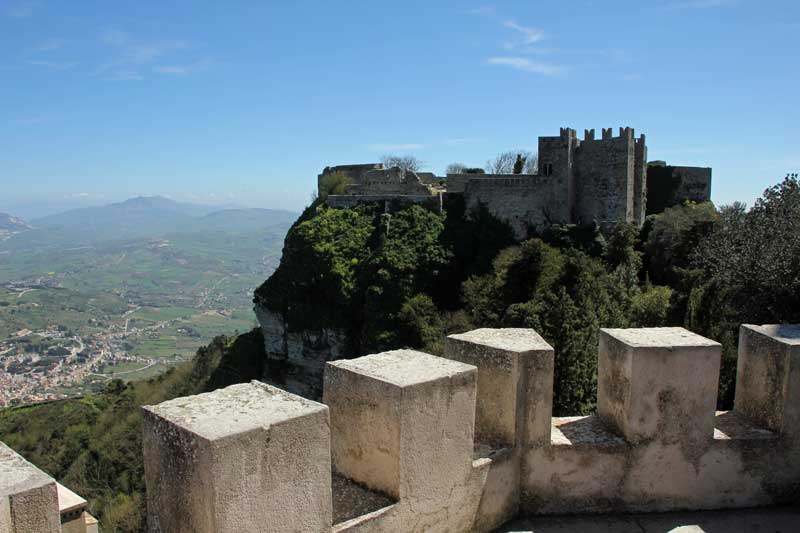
top-left (318, 164), bottom-right (383, 196)
top-left (345, 167), bottom-right (434, 196)
top-left (573, 127), bottom-right (636, 226)
top-left (646, 163), bottom-right (712, 215)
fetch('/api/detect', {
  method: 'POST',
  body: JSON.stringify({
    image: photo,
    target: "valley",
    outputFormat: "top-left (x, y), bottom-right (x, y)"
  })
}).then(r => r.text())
top-left (0, 198), bottom-right (294, 405)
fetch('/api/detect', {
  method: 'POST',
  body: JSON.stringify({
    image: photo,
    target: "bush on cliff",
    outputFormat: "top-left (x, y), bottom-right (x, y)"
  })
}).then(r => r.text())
top-left (255, 201), bottom-right (511, 354)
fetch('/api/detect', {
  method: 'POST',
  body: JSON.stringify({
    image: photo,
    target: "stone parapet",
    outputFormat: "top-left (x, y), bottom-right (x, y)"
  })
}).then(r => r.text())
top-left (0, 442), bottom-right (60, 533)
top-left (140, 324), bottom-right (800, 531)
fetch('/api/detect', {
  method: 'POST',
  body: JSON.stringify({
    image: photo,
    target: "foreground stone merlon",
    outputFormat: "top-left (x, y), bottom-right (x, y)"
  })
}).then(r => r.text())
top-left (325, 350), bottom-right (476, 500)
top-left (598, 327), bottom-right (722, 445)
top-left (142, 381), bottom-right (332, 533)
top-left (0, 441), bottom-right (60, 533)
top-left (325, 349), bottom-right (489, 532)
top-left (735, 324), bottom-right (800, 439)
top-left (445, 329), bottom-right (554, 531)
top-left (446, 328), bottom-right (555, 447)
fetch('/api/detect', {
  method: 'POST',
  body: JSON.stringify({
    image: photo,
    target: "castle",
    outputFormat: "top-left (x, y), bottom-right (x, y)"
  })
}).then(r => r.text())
top-left (320, 127), bottom-right (712, 239)
top-left (3, 323), bottom-right (800, 532)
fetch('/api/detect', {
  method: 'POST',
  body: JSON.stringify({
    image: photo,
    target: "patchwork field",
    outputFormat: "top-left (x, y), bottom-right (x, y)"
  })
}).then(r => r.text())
top-left (0, 223), bottom-right (289, 405)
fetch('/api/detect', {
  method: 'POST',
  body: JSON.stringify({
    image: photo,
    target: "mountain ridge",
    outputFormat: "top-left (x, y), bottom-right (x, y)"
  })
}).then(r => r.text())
top-left (3, 196), bottom-right (297, 247)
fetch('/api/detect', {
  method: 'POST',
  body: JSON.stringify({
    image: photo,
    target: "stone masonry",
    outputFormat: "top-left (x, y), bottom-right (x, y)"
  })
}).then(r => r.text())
top-left (322, 127), bottom-right (712, 240)
top-left (132, 323), bottom-right (800, 532)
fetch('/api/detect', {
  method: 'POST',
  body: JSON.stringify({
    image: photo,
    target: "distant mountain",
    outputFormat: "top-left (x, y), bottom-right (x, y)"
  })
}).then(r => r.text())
top-left (0, 213), bottom-right (32, 240)
top-left (1, 196), bottom-right (298, 248)
top-left (195, 208), bottom-right (301, 231)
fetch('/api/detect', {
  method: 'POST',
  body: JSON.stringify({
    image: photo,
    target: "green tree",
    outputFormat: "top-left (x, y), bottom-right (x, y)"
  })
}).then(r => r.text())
top-left (318, 171), bottom-right (352, 198)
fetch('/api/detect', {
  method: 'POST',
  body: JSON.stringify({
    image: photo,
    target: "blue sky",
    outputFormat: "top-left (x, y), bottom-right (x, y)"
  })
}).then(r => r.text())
top-left (1, 0), bottom-right (798, 217)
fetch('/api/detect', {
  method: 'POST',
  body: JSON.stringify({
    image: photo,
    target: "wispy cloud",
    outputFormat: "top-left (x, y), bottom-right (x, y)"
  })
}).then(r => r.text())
top-left (443, 138), bottom-right (480, 146)
top-left (64, 192), bottom-right (90, 199)
top-left (664, 0), bottom-right (738, 8)
top-left (503, 20), bottom-right (545, 46)
top-left (26, 59), bottom-right (78, 70)
top-left (34, 38), bottom-right (65, 52)
top-left (486, 56), bottom-right (566, 76)
top-left (14, 116), bottom-right (50, 125)
top-left (100, 29), bottom-right (129, 46)
top-left (622, 72), bottom-right (642, 81)
top-left (153, 60), bottom-right (209, 76)
top-left (467, 6), bottom-right (495, 16)
top-left (3, 1), bottom-right (39, 18)
top-left (96, 30), bottom-right (195, 81)
top-left (101, 69), bottom-right (143, 82)
top-left (367, 143), bottom-right (428, 151)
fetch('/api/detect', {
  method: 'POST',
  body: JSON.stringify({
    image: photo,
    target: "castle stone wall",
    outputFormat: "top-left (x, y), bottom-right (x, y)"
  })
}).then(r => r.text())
top-left (326, 194), bottom-right (442, 213)
top-left (537, 128), bottom-right (576, 223)
top-left (462, 175), bottom-right (564, 239)
top-left (633, 135), bottom-right (647, 225)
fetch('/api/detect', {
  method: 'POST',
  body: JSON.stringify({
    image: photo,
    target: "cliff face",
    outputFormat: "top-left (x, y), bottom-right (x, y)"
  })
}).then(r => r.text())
top-left (254, 304), bottom-right (345, 398)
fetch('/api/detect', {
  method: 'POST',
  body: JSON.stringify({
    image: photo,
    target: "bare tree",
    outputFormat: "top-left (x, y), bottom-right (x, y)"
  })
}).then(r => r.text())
top-left (445, 162), bottom-right (467, 174)
top-left (485, 151), bottom-right (517, 174)
top-left (485, 150), bottom-right (537, 174)
top-left (523, 153), bottom-right (538, 174)
top-left (381, 155), bottom-right (423, 172)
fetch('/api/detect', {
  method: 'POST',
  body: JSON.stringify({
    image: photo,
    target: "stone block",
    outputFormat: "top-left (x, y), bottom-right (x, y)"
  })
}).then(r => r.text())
top-left (143, 381), bottom-right (331, 533)
top-left (598, 328), bottom-right (721, 445)
top-left (445, 328), bottom-right (554, 447)
top-left (324, 349), bottom-right (477, 500)
top-left (734, 324), bottom-right (800, 438)
top-left (0, 441), bottom-right (60, 533)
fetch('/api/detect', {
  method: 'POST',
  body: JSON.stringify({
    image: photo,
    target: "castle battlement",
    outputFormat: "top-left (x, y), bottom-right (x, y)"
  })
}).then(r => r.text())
top-left (133, 324), bottom-right (798, 531)
top-left (321, 127), bottom-right (708, 240)
top-left (2, 324), bottom-right (799, 532)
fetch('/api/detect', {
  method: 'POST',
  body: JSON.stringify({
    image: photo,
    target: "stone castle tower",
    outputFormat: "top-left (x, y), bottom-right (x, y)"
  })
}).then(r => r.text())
top-left (536, 127), bottom-right (648, 228)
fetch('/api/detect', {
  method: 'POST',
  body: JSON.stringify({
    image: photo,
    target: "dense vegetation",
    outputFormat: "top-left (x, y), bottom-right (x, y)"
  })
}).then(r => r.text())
top-left (1, 175), bottom-right (797, 531)
top-left (254, 197), bottom-right (515, 356)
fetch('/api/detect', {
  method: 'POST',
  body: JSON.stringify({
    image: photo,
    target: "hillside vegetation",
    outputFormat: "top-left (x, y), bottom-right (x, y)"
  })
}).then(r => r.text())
top-left (0, 329), bottom-right (266, 531)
